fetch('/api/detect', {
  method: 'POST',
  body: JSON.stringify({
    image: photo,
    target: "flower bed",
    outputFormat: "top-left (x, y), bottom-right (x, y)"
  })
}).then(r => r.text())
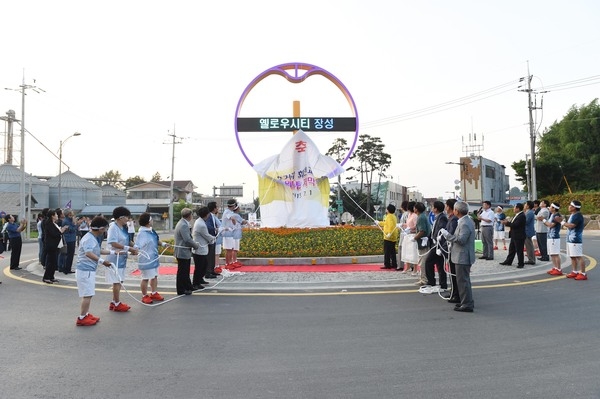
top-left (162, 225), bottom-right (384, 258)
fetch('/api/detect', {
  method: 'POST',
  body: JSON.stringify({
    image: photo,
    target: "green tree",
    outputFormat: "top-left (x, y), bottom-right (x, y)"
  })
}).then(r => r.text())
top-left (124, 175), bottom-right (146, 189)
top-left (96, 170), bottom-right (123, 189)
top-left (346, 134), bottom-right (391, 217)
top-left (326, 138), bottom-right (350, 214)
top-left (513, 99), bottom-right (600, 196)
top-left (151, 172), bottom-right (161, 182)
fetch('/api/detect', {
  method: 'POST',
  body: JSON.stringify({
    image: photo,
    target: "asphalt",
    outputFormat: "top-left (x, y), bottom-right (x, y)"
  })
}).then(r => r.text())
top-left (13, 229), bottom-right (599, 293)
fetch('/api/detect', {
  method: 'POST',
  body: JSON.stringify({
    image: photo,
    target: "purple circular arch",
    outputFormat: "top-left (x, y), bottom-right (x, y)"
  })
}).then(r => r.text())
top-left (234, 62), bottom-right (359, 167)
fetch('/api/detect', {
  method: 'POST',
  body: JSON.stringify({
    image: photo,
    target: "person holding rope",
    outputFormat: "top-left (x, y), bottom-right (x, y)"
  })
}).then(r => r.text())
top-left (135, 212), bottom-right (168, 304)
top-left (378, 204), bottom-right (399, 270)
top-left (222, 199), bottom-right (247, 268)
top-left (205, 201), bottom-right (222, 278)
top-left (444, 198), bottom-right (460, 303)
top-left (413, 202), bottom-right (431, 286)
top-left (75, 216), bottom-right (114, 326)
top-left (564, 200), bottom-right (587, 280)
top-left (174, 208), bottom-right (199, 295)
top-left (106, 206), bottom-right (139, 312)
top-left (400, 202), bottom-right (418, 275)
top-left (424, 201), bottom-right (448, 290)
top-left (192, 206), bottom-right (216, 290)
top-left (544, 203), bottom-right (564, 276)
top-left (440, 201), bottom-right (476, 312)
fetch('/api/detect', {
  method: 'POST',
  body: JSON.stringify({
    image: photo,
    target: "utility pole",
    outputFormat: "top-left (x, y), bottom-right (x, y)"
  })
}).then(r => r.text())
top-left (164, 126), bottom-right (184, 231)
top-left (4, 73), bottom-right (45, 230)
top-left (519, 63), bottom-right (541, 200)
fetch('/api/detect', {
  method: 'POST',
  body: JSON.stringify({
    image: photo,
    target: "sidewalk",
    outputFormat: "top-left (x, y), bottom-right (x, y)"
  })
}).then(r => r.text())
top-left (16, 230), bottom-right (598, 292)
top-left (21, 246), bottom-right (575, 293)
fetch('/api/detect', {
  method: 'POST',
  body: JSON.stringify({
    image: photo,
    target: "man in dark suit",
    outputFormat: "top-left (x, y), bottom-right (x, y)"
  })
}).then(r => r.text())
top-left (499, 203), bottom-right (526, 268)
top-left (424, 201), bottom-right (448, 289)
top-left (441, 201), bottom-right (476, 312)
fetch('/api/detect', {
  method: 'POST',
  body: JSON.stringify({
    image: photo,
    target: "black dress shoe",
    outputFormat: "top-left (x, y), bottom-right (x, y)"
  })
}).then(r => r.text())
top-left (10, 267), bottom-right (23, 270)
top-left (396, 267), bottom-right (404, 271)
top-left (479, 256), bottom-right (488, 259)
top-left (43, 279), bottom-right (53, 284)
top-left (51, 279), bottom-right (59, 283)
top-left (183, 290), bottom-right (193, 295)
top-left (538, 257), bottom-right (550, 261)
top-left (517, 264), bottom-right (524, 268)
top-left (448, 297), bottom-right (461, 304)
top-left (380, 266), bottom-right (393, 269)
top-left (204, 274), bottom-right (217, 279)
top-left (525, 261), bottom-right (536, 265)
top-left (499, 262), bottom-right (511, 266)
top-left (192, 285), bottom-right (204, 291)
top-left (454, 306), bottom-right (474, 312)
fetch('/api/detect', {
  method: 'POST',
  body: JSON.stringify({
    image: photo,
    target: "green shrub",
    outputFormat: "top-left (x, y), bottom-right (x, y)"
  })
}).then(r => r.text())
top-left (237, 226), bottom-right (383, 258)
top-left (159, 226), bottom-right (385, 258)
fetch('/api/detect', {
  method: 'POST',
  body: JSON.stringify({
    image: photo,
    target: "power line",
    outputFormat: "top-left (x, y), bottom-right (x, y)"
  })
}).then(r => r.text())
top-left (361, 79), bottom-right (521, 128)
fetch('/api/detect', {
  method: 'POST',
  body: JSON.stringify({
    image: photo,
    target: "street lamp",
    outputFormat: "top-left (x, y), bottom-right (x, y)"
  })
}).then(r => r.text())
top-left (445, 162), bottom-right (467, 202)
top-left (58, 132), bottom-right (81, 208)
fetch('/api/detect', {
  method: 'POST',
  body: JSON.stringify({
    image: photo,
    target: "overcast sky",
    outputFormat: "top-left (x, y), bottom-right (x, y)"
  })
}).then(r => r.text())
top-left (1, 0), bottom-right (598, 204)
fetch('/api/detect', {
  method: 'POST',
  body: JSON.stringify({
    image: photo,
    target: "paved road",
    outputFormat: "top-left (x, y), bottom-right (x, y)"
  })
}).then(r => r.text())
top-left (1, 234), bottom-right (599, 398)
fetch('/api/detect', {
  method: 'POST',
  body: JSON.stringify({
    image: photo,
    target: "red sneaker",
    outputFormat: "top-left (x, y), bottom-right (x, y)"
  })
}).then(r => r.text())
top-left (87, 313), bottom-right (100, 322)
top-left (503, 246), bottom-right (507, 250)
top-left (566, 271), bottom-right (578, 279)
top-left (493, 246), bottom-right (498, 250)
top-left (546, 268), bottom-right (555, 274)
top-left (214, 266), bottom-right (223, 274)
top-left (534, 250), bottom-right (541, 256)
top-left (549, 268), bottom-right (563, 276)
top-left (150, 292), bottom-right (164, 301)
top-left (111, 302), bottom-right (131, 312)
top-left (575, 273), bottom-right (588, 281)
top-left (142, 295), bottom-right (153, 304)
top-left (76, 315), bottom-right (97, 326)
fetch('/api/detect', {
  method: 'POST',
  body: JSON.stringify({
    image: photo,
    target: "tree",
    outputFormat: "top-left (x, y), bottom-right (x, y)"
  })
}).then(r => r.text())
top-left (151, 172), bottom-right (161, 182)
top-left (96, 170), bottom-right (123, 189)
top-left (326, 138), bottom-right (350, 215)
top-left (124, 176), bottom-right (146, 189)
top-left (325, 138), bottom-right (349, 164)
top-left (346, 134), bottom-right (391, 217)
top-left (514, 99), bottom-right (600, 195)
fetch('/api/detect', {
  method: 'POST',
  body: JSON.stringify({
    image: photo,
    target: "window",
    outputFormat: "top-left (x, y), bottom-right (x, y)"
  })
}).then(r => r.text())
top-left (485, 166), bottom-right (495, 179)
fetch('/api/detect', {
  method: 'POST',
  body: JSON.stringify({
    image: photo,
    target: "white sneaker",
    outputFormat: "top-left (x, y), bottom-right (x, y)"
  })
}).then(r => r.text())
top-left (419, 285), bottom-right (434, 294)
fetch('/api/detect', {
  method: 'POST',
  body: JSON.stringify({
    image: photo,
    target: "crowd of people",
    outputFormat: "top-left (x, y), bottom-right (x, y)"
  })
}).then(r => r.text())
top-left (2, 200), bottom-right (246, 326)
top-left (1, 195), bottom-right (588, 320)
top-left (376, 198), bottom-right (588, 313)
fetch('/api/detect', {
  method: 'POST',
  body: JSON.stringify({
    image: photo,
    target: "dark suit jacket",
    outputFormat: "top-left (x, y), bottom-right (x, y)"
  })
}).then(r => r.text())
top-left (43, 220), bottom-right (63, 250)
top-left (505, 211), bottom-right (526, 240)
top-left (431, 212), bottom-right (448, 247)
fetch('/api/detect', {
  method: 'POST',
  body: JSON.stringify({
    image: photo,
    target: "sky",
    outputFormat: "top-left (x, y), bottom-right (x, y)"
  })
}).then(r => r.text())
top-left (1, 0), bottom-right (599, 204)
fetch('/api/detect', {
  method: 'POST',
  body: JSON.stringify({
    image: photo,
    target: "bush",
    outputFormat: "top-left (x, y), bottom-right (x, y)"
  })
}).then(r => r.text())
top-left (238, 226), bottom-right (383, 258)
top-left (159, 226), bottom-right (385, 258)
